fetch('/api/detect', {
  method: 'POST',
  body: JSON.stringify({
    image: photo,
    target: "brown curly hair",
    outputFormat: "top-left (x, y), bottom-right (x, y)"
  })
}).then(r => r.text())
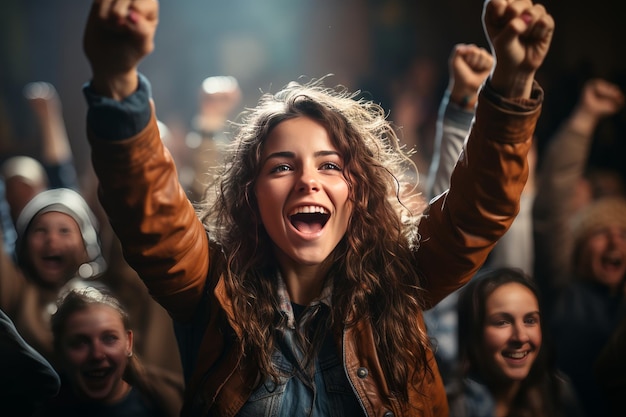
top-left (198, 78), bottom-right (431, 402)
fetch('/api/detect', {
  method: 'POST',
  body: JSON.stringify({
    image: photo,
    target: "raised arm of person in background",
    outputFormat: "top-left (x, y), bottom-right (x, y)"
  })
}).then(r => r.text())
top-left (533, 78), bottom-right (625, 302)
top-left (23, 82), bottom-right (79, 190)
top-left (427, 43), bottom-right (493, 199)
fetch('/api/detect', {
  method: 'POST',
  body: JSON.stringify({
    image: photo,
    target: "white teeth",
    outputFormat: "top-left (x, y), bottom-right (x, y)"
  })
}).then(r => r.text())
top-left (505, 351), bottom-right (528, 359)
top-left (289, 206), bottom-right (327, 216)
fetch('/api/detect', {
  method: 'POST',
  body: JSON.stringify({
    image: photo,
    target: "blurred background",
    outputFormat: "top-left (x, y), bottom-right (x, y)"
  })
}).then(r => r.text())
top-left (1, 0), bottom-right (625, 184)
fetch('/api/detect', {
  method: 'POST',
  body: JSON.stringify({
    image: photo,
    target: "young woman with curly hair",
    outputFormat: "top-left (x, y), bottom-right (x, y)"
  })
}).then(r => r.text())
top-left (80, 0), bottom-right (554, 415)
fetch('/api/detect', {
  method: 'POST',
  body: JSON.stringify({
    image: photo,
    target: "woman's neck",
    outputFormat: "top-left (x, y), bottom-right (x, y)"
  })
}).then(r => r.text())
top-left (276, 253), bottom-right (330, 305)
top-left (103, 379), bottom-right (132, 405)
top-left (282, 267), bottom-right (326, 305)
top-left (492, 381), bottom-right (520, 417)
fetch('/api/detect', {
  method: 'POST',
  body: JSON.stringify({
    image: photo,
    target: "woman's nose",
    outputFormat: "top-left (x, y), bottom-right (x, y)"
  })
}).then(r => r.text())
top-left (511, 322), bottom-right (530, 343)
top-left (296, 168), bottom-right (320, 193)
top-left (89, 341), bottom-right (106, 360)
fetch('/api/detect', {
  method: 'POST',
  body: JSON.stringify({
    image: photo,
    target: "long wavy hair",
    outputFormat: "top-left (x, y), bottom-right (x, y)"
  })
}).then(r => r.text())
top-left (456, 268), bottom-right (568, 417)
top-left (198, 78), bottom-right (431, 402)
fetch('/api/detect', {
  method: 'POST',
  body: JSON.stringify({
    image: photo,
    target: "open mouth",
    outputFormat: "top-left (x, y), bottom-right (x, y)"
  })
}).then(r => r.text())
top-left (41, 255), bottom-right (64, 268)
top-left (83, 367), bottom-right (113, 381)
top-left (289, 206), bottom-right (330, 234)
top-left (601, 253), bottom-right (624, 270)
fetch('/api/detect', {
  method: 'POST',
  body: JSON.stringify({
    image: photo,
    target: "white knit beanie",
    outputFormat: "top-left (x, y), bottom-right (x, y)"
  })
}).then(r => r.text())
top-left (15, 188), bottom-right (106, 278)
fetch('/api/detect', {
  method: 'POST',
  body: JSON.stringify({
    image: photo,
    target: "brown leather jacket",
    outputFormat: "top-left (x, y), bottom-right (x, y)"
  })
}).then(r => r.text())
top-left (87, 82), bottom-right (542, 417)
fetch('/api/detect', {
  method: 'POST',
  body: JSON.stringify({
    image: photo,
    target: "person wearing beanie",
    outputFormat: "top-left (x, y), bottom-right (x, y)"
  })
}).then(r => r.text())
top-left (570, 197), bottom-right (626, 294)
top-left (0, 188), bottom-right (106, 366)
top-left (15, 187), bottom-right (106, 288)
top-left (549, 196), bottom-right (626, 417)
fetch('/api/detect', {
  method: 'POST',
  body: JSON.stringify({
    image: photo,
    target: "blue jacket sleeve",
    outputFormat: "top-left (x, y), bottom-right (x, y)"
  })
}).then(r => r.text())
top-left (82, 73), bottom-right (153, 141)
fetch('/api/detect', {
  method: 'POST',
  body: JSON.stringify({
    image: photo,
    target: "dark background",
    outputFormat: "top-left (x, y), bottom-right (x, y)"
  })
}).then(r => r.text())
top-left (1, 0), bottom-right (625, 182)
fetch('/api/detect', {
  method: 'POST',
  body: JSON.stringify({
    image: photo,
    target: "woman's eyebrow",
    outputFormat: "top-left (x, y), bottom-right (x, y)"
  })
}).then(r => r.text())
top-left (262, 150), bottom-right (341, 164)
top-left (262, 151), bottom-right (295, 165)
top-left (314, 150), bottom-right (341, 158)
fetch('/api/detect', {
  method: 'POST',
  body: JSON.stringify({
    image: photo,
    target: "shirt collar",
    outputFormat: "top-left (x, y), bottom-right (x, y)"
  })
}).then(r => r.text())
top-left (276, 272), bottom-right (333, 329)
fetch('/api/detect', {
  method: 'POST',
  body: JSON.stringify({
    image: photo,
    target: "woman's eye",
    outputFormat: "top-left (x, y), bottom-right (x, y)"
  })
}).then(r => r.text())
top-left (270, 164), bottom-right (291, 173)
top-left (67, 339), bottom-right (88, 349)
top-left (320, 162), bottom-right (341, 171)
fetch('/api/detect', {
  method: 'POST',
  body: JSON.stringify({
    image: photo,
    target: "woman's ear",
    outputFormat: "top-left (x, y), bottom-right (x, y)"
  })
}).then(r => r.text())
top-left (126, 330), bottom-right (134, 356)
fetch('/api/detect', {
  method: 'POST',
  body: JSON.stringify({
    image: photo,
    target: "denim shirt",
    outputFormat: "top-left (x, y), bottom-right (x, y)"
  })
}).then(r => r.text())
top-left (447, 375), bottom-right (495, 417)
top-left (237, 275), bottom-right (364, 417)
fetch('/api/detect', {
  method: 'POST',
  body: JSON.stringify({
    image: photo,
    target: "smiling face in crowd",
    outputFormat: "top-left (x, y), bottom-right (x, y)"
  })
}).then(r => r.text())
top-left (578, 224), bottom-right (626, 292)
top-left (482, 282), bottom-right (542, 383)
top-left (58, 304), bottom-right (133, 404)
top-left (26, 211), bottom-right (89, 287)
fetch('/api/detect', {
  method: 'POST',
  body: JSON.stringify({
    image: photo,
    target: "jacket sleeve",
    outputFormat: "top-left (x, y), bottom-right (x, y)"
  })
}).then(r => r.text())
top-left (426, 91), bottom-right (476, 200)
top-left (0, 308), bottom-right (60, 408)
top-left (88, 104), bottom-right (210, 323)
top-left (417, 81), bottom-right (543, 308)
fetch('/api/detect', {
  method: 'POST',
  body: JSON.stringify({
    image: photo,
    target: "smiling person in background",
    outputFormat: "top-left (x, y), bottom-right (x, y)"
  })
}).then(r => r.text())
top-left (549, 196), bottom-right (626, 417)
top-left (0, 188), bottom-right (106, 364)
top-left (447, 268), bottom-right (582, 417)
top-left (35, 286), bottom-right (183, 417)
